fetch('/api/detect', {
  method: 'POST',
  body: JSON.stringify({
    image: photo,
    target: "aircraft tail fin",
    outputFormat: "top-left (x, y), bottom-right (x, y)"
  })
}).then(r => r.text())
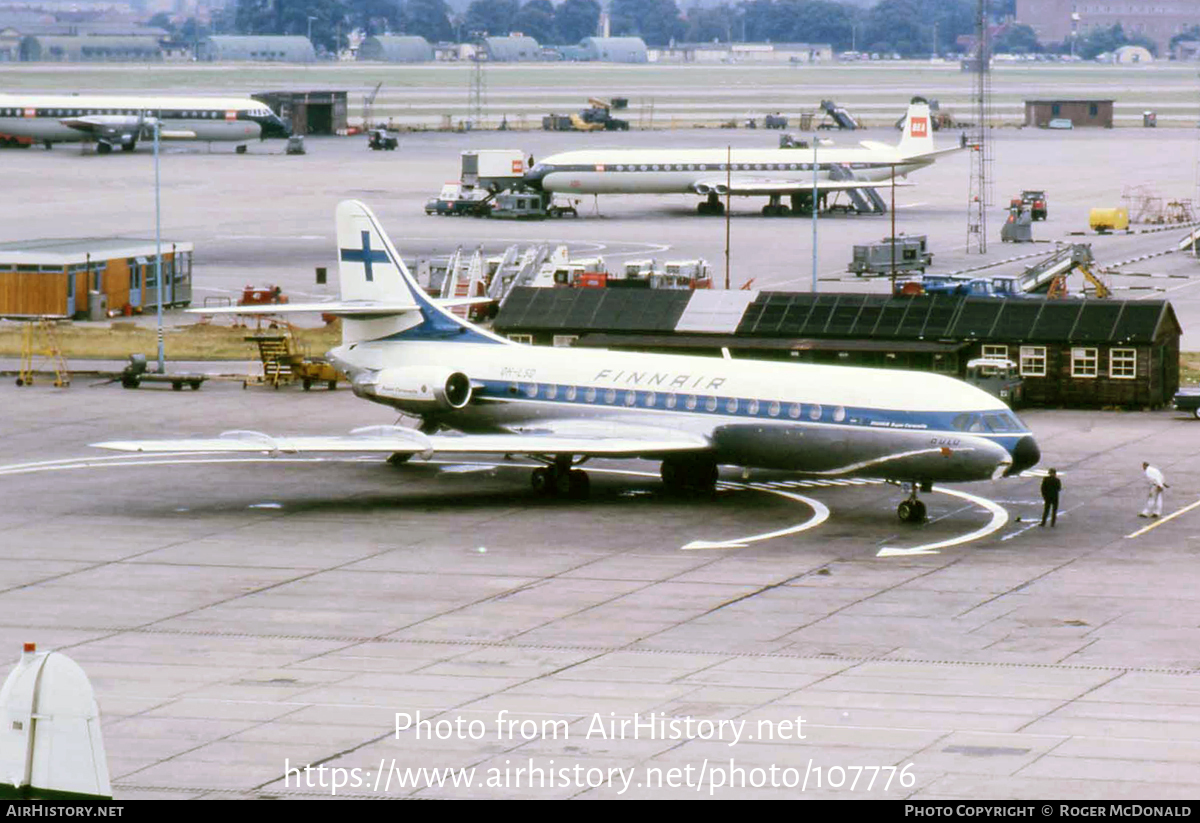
top-left (186, 201), bottom-right (511, 346)
top-left (896, 96), bottom-right (935, 159)
top-left (334, 200), bottom-right (510, 345)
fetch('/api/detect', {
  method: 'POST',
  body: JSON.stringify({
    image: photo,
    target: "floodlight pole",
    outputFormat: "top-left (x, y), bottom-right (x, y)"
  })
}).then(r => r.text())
top-left (154, 117), bottom-right (164, 373)
top-left (811, 133), bottom-right (818, 292)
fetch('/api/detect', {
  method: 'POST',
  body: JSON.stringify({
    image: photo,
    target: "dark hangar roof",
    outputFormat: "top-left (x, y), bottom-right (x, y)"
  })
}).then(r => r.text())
top-left (495, 288), bottom-right (1180, 345)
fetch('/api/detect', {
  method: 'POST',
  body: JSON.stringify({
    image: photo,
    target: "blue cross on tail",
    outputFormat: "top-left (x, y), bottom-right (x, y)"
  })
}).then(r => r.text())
top-left (340, 230), bottom-right (389, 282)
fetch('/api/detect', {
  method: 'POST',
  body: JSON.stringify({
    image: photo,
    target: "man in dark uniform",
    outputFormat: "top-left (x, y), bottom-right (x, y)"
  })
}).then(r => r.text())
top-left (1040, 468), bottom-right (1061, 527)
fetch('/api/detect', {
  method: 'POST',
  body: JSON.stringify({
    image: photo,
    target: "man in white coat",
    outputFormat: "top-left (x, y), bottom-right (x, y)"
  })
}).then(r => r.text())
top-left (1140, 462), bottom-right (1168, 518)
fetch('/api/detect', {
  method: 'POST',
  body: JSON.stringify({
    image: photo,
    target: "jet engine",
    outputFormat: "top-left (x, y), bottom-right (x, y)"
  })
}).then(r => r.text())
top-left (361, 367), bottom-right (474, 413)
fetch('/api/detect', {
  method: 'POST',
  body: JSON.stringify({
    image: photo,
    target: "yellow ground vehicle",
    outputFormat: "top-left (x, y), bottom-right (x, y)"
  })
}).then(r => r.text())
top-left (1089, 207), bottom-right (1129, 234)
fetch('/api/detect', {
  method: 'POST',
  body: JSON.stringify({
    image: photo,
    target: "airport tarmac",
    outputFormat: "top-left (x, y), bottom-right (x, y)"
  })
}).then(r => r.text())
top-left (1, 382), bottom-right (1199, 798)
top-left (3, 114), bottom-right (1200, 800)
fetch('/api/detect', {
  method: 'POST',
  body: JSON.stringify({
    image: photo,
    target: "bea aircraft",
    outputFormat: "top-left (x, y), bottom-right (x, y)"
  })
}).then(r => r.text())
top-left (94, 200), bottom-right (1039, 523)
top-left (524, 97), bottom-right (958, 216)
top-left (0, 93), bottom-right (291, 153)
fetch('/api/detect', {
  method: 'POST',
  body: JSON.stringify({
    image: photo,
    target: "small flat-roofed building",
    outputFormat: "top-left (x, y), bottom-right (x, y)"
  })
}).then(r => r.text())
top-left (252, 90), bottom-right (347, 136)
top-left (357, 35), bottom-right (432, 62)
top-left (1024, 99), bottom-right (1113, 128)
top-left (577, 36), bottom-right (647, 63)
top-left (197, 35), bottom-right (315, 63)
top-left (494, 288), bottom-right (1182, 408)
top-left (0, 238), bottom-right (193, 318)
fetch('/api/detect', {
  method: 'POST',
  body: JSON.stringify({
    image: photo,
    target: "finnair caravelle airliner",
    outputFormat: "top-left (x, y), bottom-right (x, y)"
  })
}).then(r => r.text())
top-left (524, 97), bottom-right (959, 216)
top-left (94, 200), bottom-right (1039, 523)
top-left (0, 93), bottom-right (291, 153)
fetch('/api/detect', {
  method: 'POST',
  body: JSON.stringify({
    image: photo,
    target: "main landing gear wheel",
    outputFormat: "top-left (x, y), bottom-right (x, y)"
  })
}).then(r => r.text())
top-left (660, 455), bottom-right (719, 495)
top-left (697, 194), bottom-right (725, 216)
top-left (530, 463), bottom-right (591, 500)
top-left (897, 483), bottom-right (928, 523)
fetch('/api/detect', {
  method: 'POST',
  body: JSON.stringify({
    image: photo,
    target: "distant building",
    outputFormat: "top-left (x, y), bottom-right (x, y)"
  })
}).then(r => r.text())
top-left (1112, 45), bottom-right (1153, 64)
top-left (0, 237), bottom-right (194, 318)
top-left (1024, 99), bottom-right (1113, 128)
top-left (651, 42), bottom-right (831, 64)
top-left (479, 35), bottom-right (540, 62)
top-left (19, 34), bottom-right (162, 61)
top-left (1015, 0), bottom-right (1200, 54)
top-left (197, 35), bottom-right (315, 63)
top-left (576, 36), bottom-right (647, 63)
top-left (252, 90), bottom-right (347, 136)
top-left (357, 35), bottom-right (432, 62)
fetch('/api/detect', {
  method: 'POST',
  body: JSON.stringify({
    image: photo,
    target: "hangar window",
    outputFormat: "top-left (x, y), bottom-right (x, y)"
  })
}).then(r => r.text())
top-left (1071, 347), bottom-right (1098, 378)
top-left (982, 344), bottom-right (1008, 360)
top-left (1110, 348), bottom-right (1136, 379)
top-left (1019, 346), bottom-right (1046, 376)
top-left (506, 334), bottom-right (532, 343)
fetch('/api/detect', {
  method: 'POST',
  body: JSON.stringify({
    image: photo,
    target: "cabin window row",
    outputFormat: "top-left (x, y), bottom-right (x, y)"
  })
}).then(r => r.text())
top-left (1, 108), bottom-right (238, 119)
top-left (609, 163), bottom-right (826, 173)
top-left (506, 381), bottom-right (849, 421)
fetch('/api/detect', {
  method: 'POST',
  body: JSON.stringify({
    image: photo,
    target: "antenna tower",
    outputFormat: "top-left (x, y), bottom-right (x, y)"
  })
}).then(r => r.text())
top-left (469, 52), bottom-right (487, 128)
top-left (967, 0), bottom-right (994, 253)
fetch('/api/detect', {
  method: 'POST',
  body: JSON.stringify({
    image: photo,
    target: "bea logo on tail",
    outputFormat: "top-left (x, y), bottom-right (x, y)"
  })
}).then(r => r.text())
top-left (910, 116), bottom-right (928, 138)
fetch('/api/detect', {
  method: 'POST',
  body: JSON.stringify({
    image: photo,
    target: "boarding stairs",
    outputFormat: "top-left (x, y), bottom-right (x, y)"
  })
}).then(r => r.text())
top-left (245, 332), bottom-right (295, 388)
top-left (828, 164), bottom-right (887, 214)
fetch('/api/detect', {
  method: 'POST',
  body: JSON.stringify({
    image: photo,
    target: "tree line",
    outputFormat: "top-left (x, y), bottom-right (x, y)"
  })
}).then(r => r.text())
top-left (166, 0), bottom-right (1169, 58)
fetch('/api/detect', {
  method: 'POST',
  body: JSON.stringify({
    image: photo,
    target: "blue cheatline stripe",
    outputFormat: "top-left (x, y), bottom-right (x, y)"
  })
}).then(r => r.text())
top-left (472, 378), bottom-right (1030, 446)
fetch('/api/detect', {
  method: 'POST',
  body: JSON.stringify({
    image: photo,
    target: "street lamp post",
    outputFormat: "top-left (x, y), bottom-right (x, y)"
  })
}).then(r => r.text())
top-left (154, 117), bottom-right (164, 373)
top-left (307, 15), bottom-right (317, 45)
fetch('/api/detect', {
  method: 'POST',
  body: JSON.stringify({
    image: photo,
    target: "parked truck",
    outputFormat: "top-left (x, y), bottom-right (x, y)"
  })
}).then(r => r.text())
top-left (848, 235), bottom-right (932, 276)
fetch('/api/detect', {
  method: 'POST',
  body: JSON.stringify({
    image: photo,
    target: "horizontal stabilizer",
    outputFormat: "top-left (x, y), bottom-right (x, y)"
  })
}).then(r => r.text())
top-left (186, 301), bottom-right (419, 317)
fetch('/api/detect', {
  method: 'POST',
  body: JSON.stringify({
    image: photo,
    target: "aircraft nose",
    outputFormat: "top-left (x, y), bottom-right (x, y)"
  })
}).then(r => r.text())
top-left (1004, 435), bottom-right (1041, 476)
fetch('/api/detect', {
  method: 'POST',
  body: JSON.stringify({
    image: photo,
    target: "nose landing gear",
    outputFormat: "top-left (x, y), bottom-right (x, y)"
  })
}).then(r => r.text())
top-left (897, 482), bottom-right (929, 523)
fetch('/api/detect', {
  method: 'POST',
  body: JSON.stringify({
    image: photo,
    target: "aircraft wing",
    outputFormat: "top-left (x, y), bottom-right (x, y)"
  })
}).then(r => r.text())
top-left (60, 115), bottom-right (137, 139)
top-left (185, 296), bottom-right (492, 317)
top-left (692, 176), bottom-right (905, 197)
top-left (92, 422), bottom-right (712, 459)
top-left (60, 116), bottom-right (195, 140)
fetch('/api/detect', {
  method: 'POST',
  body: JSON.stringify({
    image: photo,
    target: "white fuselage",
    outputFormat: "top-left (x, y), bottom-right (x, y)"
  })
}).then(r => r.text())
top-left (0, 94), bottom-right (285, 145)
top-left (530, 146), bottom-right (929, 195)
top-left (334, 337), bottom-right (1037, 483)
